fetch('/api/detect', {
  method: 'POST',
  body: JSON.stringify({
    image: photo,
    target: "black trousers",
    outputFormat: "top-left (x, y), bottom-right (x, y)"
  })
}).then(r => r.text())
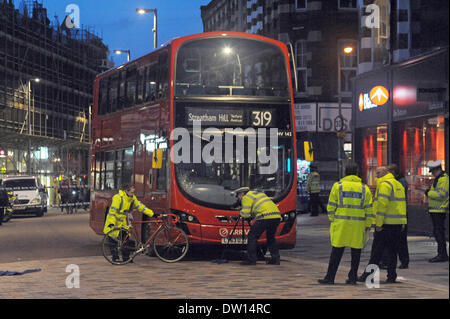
top-left (0, 207), bottom-right (4, 225)
top-left (381, 223), bottom-right (409, 266)
top-left (308, 193), bottom-right (326, 216)
top-left (247, 218), bottom-right (280, 263)
top-left (363, 225), bottom-right (402, 281)
top-left (324, 246), bottom-right (361, 282)
top-left (430, 213), bottom-right (448, 257)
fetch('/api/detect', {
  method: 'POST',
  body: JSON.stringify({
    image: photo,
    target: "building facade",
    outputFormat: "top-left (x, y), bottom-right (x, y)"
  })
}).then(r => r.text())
top-left (0, 0), bottom-right (111, 201)
top-left (353, 0), bottom-right (449, 235)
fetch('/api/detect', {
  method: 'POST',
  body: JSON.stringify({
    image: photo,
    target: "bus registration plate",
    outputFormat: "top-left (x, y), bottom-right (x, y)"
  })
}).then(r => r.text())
top-left (221, 238), bottom-right (248, 244)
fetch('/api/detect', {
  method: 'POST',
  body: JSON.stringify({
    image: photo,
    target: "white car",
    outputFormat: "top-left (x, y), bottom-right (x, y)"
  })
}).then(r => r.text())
top-left (1, 176), bottom-right (48, 217)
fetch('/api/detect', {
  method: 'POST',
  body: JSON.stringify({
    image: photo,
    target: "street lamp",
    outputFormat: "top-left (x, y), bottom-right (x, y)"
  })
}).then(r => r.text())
top-left (136, 8), bottom-right (157, 49)
top-left (114, 49), bottom-right (131, 62)
top-left (337, 45), bottom-right (355, 178)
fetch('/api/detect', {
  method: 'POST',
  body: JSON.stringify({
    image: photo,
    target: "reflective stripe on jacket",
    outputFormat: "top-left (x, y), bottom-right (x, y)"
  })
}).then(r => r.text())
top-left (374, 173), bottom-right (407, 226)
top-left (306, 171), bottom-right (321, 194)
top-left (240, 191), bottom-right (281, 220)
top-left (327, 175), bottom-right (373, 249)
top-left (103, 190), bottom-right (154, 237)
top-left (428, 173), bottom-right (449, 214)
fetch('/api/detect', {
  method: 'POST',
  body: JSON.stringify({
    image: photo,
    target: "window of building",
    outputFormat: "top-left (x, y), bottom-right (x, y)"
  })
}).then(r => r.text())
top-left (360, 125), bottom-right (388, 190)
top-left (338, 0), bottom-right (357, 9)
top-left (296, 0), bottom-right (307, 10)
top-left (295, 40), bottom-right (307, 93)
top-left (396, 116), bottom-right (446, 206)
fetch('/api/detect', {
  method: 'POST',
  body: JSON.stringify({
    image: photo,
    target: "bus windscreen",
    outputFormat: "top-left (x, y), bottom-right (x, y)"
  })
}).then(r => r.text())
top-left (175, 37), bottom-right (290, 97)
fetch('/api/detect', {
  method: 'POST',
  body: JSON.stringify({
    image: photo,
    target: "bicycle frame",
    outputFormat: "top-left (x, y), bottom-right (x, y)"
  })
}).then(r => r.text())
top-left (127, 213), bottom-right (179, 251)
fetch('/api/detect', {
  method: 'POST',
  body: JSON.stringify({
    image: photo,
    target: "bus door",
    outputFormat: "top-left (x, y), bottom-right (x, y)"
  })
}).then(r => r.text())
top-left (150, 135), bottom-right (169, 215)
top-left (141, 131), bottom-right (169, 214)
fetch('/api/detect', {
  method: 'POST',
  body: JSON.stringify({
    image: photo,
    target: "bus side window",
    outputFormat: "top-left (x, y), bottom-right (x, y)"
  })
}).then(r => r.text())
top-left (99, 78), bottom-right (109, 115)
top-left (158, 52), bottom-right (168, 99)
top-left (126, 67), bottom-right (137, 108)
top-left (137, 68), bottom-right (145, 104)
top-left (109, 74), bottom-right (118, 113)
top-left (118, 70), bottom-right (126, 110)
top-left (145, 65), bottom-right (158, 102)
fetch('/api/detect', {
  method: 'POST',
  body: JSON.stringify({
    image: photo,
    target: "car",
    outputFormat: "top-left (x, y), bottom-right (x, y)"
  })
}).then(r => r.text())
top-left (1, 176), bottom-right (48, 217)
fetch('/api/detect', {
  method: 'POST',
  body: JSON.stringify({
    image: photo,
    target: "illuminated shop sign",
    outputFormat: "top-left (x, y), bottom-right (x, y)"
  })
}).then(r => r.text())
top-left (358, 86), bottom-right (389, 111)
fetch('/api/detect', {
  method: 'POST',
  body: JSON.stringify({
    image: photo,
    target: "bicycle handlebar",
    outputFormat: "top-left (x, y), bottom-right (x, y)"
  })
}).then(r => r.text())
top-left (156, 213), bottom-right (179, 224)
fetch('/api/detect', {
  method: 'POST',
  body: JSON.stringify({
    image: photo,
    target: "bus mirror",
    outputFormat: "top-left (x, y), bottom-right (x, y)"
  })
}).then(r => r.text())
top-left (152, 149), bottom-right (163, 169)
top-left (304, 141), bottom-right (314, 162)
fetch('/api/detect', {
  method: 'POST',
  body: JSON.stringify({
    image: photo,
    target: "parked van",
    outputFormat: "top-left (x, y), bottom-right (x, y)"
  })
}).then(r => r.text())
top-left (1, 176), bottom-right (48, 217)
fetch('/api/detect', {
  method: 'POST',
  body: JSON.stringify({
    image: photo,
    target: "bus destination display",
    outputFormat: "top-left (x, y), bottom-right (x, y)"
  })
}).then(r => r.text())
top-left (186, 107), bottom-right (276, 127)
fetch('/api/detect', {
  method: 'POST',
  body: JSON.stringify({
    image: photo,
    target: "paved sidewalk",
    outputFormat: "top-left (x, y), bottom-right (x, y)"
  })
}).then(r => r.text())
top-left (0, 255), bottom-right (448, 299)
top-left (0, 213), bottom-right (448, 299)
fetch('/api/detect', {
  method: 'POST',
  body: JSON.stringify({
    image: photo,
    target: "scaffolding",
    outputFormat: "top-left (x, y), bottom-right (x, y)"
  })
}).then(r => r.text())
top-left (0, 0), bottom-right (112, 179)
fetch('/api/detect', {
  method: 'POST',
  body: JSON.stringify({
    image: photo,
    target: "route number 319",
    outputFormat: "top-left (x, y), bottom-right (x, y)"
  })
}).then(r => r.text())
top-left (252, 111), bottom-right (272, 127)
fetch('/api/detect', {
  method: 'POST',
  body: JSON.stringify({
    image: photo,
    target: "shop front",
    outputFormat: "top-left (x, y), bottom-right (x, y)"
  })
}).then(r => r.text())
top-left (353, 47), bottom-right (449, 236)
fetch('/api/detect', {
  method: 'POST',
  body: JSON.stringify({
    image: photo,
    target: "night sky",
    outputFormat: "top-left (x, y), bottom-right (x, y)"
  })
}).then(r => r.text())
top-left (15, 0), bottom-right (211, 65)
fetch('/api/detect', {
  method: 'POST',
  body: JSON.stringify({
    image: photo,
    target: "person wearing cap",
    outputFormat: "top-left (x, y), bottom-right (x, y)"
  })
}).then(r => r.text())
top-left (425, 160), bottom-right (449, 263)
top-left (306, 163), bottom-right (325, 216)
top-left (233, 187), bottom-right (282, 265)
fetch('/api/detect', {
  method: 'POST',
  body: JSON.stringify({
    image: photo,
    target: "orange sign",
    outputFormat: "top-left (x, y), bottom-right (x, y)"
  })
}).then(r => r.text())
top-left (358, 93), bottom-right (364, 112)
top-left (369, 86), bottom-right (389, 106)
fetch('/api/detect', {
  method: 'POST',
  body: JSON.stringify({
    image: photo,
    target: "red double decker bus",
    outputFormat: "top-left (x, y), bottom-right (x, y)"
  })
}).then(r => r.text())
top-left (89, 32), bottom-right (298, 250)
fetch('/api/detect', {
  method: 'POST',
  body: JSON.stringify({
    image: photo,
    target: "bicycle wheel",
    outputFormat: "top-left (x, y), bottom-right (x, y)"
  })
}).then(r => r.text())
top-left (153, 226), bottom-right (189, 263)
top-left (102, 227), bottom-right (138, 265)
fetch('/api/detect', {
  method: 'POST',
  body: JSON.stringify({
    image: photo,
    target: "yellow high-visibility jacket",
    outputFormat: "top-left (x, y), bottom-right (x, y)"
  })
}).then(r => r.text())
top-left (327, 175), bottom-right (374, 249)
top-left (427, 172), bottom-right (449, 214)
top-left (374, 173), bottom-right (407, 227)
top-left (103, 190), bottom-right (154, 237)
top-left (306, 171), bottom-right (321, 194)
top-left (240, 191), bottom-right (281, 220)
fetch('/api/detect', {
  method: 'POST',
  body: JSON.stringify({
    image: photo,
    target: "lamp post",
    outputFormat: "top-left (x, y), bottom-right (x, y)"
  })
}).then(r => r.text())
top-left (337, 45), bottom-right (354, 179)
top-left (114, 49), bottom-right (131, 62)
top-left (27, 78), bottom-right (40, 175)
top-left (136, 8), bottom-right (157, 49)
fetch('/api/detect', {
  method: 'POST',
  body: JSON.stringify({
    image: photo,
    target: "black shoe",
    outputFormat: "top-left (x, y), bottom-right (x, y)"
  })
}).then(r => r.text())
top-left (345, 279), bottom-right (357, 285)
top-left (266, 258), bottom-right (280, 265)
top-left (317, 278), bottom-right (334, 285)
top-left (240, 260), bottom-right (256, 266)
top-left (386, 278), bottom-right (397, 284)
top-left (357, 274), bottom-right (368, 283)
top-left (428, 255), bottom-right (449, 263)
top-left (398, 264), bottom-right (409, 269)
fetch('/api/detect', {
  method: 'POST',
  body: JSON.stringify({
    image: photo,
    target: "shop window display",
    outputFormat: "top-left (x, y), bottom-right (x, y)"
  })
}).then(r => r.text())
top-left (397, 116), bottom-right (445, 206)
top-left (361, 125), bottom-right (388, 191)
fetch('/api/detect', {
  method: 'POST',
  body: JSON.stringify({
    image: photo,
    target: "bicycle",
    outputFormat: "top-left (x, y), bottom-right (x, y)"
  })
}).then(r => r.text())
top-left (102, 213), bottom-right (189, 265)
